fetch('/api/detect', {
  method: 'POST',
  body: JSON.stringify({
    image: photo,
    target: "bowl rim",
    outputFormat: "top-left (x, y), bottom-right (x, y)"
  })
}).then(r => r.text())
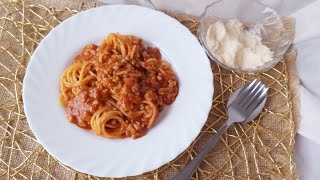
top-left (198, 0), bottom-right (291, 73)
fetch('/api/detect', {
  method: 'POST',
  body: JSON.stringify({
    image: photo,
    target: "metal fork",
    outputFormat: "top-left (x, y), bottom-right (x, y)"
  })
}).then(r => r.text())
top-left (172, 79), bottom-right (268, 180)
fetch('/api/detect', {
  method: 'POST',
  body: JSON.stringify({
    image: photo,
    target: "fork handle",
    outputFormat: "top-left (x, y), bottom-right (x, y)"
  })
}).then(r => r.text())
top-left (172, 122), bottom-right (231, 180)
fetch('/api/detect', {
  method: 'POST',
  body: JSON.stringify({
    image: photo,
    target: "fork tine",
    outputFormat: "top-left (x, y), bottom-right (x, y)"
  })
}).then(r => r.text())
top-left (240, 81), bottom-right (262, 107)
top-left (247, 86), bottom-right (268, 112)
top-left (246, 84), bottom-right (265, 107)
top-left (234, 80), bottom-right (259, 105)
top-left (227, 81), bottom-right (252, 108)
top-left (242, 82), bottom-right (264, 109)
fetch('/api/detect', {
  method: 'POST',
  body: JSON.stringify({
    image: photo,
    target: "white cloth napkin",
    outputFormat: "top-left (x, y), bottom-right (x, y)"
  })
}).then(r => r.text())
top-left (291, 1), bottom-right (320, 144)
top-left (293, 0), bottom-right (320, 44)
top-left (294, 38), bottom-right (320, 143)
top-left (101, 0), bottom-right (314, 16)
top-left (295, 134), bottom-right (320, 179)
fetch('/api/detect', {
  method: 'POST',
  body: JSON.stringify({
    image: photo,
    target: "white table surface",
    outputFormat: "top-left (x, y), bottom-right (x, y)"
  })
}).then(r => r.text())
top-left (100, 1), bottom-right (319, 179)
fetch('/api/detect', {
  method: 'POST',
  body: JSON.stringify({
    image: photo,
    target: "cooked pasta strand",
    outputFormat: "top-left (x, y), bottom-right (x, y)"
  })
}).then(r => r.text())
top-left (59, 33), bottom-right (179, 139)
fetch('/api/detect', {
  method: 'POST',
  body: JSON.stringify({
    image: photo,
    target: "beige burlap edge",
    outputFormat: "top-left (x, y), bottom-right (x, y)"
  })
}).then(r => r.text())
top-left (287, 48), bottom-right (300, 129)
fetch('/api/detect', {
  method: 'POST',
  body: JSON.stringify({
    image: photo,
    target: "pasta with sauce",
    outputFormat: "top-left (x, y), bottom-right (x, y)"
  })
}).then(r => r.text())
top-left (59, 33), bottom-right (179, 139)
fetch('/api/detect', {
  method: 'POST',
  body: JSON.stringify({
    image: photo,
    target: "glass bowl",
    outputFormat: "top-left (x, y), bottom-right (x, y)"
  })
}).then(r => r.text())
top-left (198, 0), bottom-right (292, 73)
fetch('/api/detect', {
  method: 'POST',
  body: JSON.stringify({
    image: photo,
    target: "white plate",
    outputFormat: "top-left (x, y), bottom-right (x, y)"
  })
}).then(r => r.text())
top-left (23, 5), bottom-right (213, 178)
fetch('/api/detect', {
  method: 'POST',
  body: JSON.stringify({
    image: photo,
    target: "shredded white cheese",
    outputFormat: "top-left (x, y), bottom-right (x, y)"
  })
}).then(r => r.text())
top-left (206, 19), bottom-right (273, 69)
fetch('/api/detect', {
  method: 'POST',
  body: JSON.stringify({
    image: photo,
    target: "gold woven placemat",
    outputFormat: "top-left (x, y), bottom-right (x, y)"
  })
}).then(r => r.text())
top-left (0, 0), bottom-right (298, 179)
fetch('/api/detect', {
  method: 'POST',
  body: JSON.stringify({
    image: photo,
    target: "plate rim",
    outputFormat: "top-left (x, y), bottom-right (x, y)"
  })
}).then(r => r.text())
top-left (22, 4), bottom-right (214, 178)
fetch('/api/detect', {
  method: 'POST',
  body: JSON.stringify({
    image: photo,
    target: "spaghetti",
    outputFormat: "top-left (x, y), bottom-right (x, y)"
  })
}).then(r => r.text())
top-left (59, 33), bottom-right (179, 139)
